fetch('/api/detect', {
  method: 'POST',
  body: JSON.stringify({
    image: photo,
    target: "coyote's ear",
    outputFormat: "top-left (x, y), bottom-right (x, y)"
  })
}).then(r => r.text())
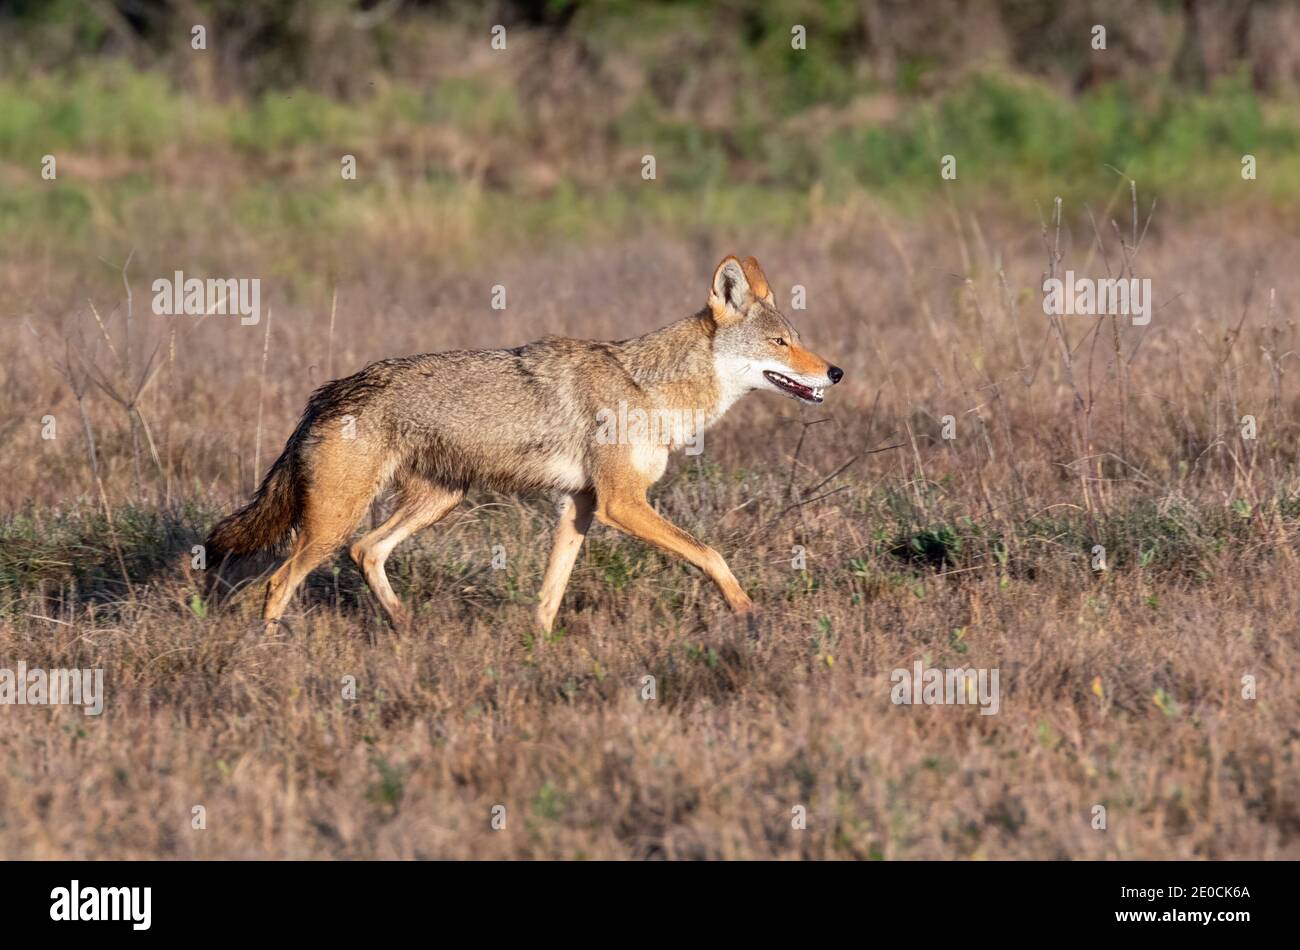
top-left (740, 256), bottom-right (774, 305)
top-left (709, 255), bottom-right (751, 322)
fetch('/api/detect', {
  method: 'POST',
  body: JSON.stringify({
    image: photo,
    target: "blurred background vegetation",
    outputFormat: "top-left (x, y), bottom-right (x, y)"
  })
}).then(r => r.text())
top-left (2, 0), bottom-right (1299, 291)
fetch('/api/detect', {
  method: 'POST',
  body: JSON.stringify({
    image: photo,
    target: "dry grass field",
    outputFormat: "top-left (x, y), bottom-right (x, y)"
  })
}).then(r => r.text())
top-left (3, 199), bottom-right (1297, 859)
top-left (2, 2), bottom-right (1299, 861)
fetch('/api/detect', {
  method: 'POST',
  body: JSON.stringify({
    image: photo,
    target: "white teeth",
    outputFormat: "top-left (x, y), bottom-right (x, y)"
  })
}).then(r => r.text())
top-left (812, 388), bottom-right (824, 399)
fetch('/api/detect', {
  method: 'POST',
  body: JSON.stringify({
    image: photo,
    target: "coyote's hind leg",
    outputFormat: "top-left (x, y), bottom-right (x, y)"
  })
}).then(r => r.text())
top-left (262, 439), bottom-right (388, 635)
top-left (263, 492), bottom-right (375, 635)
top-left (350, 480), bottom-right (464, 630)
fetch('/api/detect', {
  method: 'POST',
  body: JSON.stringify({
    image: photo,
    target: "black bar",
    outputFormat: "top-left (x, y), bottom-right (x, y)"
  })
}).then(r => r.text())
top-left (3, 859), bottom-right (1284, 937)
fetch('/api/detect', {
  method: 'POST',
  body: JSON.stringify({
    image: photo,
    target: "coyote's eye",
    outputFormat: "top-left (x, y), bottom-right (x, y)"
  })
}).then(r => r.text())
top-left (771, 337), bottom-right (787, 347)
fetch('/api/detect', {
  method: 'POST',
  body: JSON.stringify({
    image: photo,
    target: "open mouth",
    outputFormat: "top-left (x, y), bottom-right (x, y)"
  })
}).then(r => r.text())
top-left (764, 371), bottom-right (824, 404)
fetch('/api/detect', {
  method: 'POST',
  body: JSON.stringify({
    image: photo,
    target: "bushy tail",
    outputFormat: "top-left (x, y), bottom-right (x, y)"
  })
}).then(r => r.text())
top-left (200, 365), bottom-right (392, 599)
top-left (203, 437), bottom-right (305, 594)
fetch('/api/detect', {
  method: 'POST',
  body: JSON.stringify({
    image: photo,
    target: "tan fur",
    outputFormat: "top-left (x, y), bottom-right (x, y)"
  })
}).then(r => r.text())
top-left (536, 489), bottom-right (596, 632)
top-left (350, 481), bottom-right (464, 631)
top-left (740, 256), bottom-right (772, 302)
top-left (203, 255), bottom-right (841, 633)
top-left (786, 340), bottom-right (829, 377)
top-left (593, 469), bottom-right (752, 612)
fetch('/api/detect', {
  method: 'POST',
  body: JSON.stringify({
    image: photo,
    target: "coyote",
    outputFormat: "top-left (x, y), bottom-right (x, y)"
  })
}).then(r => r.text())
top-left (205, 256), bottom-right (843, 633)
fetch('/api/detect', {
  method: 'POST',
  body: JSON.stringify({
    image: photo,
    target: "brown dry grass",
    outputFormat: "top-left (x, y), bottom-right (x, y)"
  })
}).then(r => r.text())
top-left (2, 198), bottom-right (1298, 859)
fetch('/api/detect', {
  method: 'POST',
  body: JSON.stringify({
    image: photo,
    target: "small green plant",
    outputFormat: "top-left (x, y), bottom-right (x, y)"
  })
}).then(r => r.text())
top-left (366, 756), bottom-right (405, 811)
top-left (948, 627), bottom-right (969, 655)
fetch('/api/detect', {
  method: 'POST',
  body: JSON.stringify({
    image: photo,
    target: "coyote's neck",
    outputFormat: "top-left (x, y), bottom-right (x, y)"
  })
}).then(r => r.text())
top-left (614, 311), bottom-right (736, 425)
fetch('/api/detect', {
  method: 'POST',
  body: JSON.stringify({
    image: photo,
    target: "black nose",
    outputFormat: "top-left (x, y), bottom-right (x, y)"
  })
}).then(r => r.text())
top-left (828, 365), bottom-right (843, 384)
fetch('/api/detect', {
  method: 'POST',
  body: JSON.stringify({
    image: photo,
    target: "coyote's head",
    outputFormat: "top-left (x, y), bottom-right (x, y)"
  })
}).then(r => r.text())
top-left (707, 255), bottom-right (843, 405)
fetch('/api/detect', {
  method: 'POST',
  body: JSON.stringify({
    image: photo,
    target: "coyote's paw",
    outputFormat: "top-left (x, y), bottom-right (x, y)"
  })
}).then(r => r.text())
top-left (727, 591), bottom-right (755, 615)
top-left (262, 617), bottom-right (294, 638)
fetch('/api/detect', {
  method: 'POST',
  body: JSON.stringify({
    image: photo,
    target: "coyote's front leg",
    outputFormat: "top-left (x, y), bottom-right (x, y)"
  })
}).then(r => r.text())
top-left (594, 486), bottom-right (753, 613)
top-left (536, 489), bottom-right (597, 633)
